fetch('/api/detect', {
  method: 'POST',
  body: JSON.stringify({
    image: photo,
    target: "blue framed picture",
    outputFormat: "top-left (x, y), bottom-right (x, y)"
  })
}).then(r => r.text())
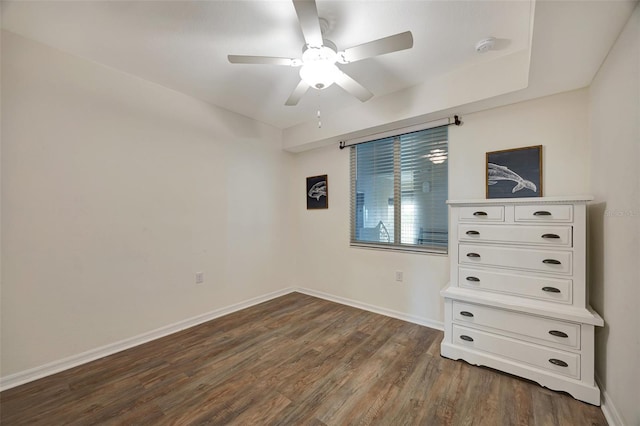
top-left (486, 145), bottom-right (542, 199)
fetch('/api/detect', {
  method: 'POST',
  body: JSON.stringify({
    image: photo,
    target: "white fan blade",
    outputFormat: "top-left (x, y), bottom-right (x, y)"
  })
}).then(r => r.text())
top-left (285, 80), bottom-right (310, 106)
top-left (334, 70), bottom-right (373, 102)
top-left (339, 31), bottom-right (413, 63)
top-left (292, 0), bottom-right (323, 47)
top-left (228, 55), bottom-right (299, 66)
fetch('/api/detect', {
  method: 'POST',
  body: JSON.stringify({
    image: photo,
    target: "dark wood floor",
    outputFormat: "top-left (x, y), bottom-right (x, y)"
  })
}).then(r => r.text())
top-left (1, 292), bottom-right (607, 425)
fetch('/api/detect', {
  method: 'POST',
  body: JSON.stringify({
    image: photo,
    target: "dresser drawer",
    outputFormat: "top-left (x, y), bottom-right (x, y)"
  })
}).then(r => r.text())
top-left (452, 301), bottom-right (580, 349)
top-left (459, 244), bottom-right (573, 275)
top-left (459, 206), bottom-right (504, 222)
top-left (452, 325), bottom-right (580, 378)
top-left (515, 204), bottom-right (573, 222)
top-left (459, 267), bottom-right (572, 304)
top-left (459, 224), bottom-right (572, 247)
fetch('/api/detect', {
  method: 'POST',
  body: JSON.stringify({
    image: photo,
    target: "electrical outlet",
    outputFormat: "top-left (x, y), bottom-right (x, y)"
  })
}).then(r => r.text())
top-left (195, 272), bottom-right (204, 284)
top-left (395, 271), bottom-right (403, 282)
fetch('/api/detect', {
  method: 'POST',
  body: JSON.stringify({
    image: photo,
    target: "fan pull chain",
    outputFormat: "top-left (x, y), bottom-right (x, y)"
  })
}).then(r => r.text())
top-left (317, 91), bottom-right (322, 128)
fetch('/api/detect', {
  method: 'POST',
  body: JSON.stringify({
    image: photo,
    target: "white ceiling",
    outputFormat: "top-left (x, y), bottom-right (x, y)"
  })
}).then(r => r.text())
top-left (1, 0), bottom-right (533, 129)
top-left (1, 0), bottom-right (636, 132)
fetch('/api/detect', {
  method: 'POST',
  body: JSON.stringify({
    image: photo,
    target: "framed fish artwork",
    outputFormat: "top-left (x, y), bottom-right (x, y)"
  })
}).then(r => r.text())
top-left (307, 174), bottom-right (328, 209)
top-left (486, 145), bottom-right (542, 199)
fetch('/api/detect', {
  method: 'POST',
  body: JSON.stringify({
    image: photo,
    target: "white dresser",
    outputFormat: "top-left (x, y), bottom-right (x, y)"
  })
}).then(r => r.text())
top-left (440, 196), bottom-right (603, 405)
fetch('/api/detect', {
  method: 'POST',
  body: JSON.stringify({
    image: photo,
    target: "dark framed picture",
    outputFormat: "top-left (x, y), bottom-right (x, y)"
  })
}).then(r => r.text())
top-left (306, 174), bottom-right (328, 209)
top-left (486, 145), bottom-right (542, 199)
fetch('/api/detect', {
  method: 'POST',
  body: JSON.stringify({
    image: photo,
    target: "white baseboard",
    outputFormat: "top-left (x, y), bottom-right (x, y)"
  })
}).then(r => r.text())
top-left (0, 287), bottom-right (294, 392)
top-left (1, 286), bottom-right (444, 392)
top-left (295, 287), bottom-right (444, 331)
top-left (596, 375), bottom-right (625, 426)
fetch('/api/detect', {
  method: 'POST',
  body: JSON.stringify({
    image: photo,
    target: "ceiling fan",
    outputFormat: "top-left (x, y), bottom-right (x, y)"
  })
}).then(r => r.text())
top-left (228, 0), bottom-right (414, 106)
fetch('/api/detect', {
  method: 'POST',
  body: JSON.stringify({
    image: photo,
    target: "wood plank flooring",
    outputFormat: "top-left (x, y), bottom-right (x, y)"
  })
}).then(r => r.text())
top-left (1, 292), bottom-right (607, 425)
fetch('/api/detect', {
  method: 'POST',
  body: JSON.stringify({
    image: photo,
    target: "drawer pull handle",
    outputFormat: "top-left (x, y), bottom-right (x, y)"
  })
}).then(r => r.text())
top-left (543, 259), bottom-right (562, 265)
top-left (542, 286), bottom-right (561, 293)
top-left (460, 311), bottom-right (474, 317)
top-left (466, 276), bottom-right (480, 282)
top-left (473, 211), bottom-right (488, 216)
top-left (541, 233), bottom-right (561, 239)
top-left (466, 230), bottom-right (480, 235)
top-left (549, 358), bottom-right (568, 367)
top-left (460, 335), bottom-right (474, 342)
top-left (466, 253), bottom-right (481, 258)
top-left (549, 330), bottom-right (569, 338)
top-left (533, 211), bottom-right (552, 216)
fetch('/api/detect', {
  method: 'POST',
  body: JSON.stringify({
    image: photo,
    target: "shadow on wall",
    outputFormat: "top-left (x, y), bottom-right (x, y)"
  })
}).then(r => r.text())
top-left (588, 202), bottom-right (608, 383)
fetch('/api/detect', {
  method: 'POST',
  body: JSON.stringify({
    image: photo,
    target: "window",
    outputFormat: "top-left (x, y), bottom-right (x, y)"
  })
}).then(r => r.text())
top-left (350, 125), bottom-right (448, 253)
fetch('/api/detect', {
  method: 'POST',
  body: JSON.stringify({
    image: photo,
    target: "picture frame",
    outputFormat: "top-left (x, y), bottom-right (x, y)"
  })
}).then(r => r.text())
top-left (486, 145), bottom-right (542, 199)
top-left (306, 174), bottom-right (328, 209)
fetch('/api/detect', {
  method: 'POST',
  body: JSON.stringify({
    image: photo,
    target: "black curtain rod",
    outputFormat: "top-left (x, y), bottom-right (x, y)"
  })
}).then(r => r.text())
top-left (339, 115), bottom-right (462, 150)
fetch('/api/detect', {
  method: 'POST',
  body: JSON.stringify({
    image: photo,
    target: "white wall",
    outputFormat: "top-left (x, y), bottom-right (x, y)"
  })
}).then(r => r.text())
top-left (283, 49), bottom-right (530, 151)
top-left (0, 31), bottom-right (293, 377)
top-left (291, 89), bottom-right (591, 325)
top-left (291, 145), bottom-right (449, 326)
top-left (588, 4), bottom-right (640, 425)
top-left (450, 89), bottom-right (590, 199)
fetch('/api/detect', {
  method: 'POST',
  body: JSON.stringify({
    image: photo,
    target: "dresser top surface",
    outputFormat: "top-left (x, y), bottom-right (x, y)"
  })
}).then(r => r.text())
top-left (447, 196), bottom-right (594, 206)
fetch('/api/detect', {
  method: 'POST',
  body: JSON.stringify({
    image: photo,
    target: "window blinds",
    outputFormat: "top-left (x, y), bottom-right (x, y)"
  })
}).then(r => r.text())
top-left (350, 126), bottom-right (448, 253)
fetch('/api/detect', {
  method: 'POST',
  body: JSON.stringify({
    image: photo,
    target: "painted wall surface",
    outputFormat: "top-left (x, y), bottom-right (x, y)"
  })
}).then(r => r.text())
top-left (588, 5), bottom-right (640, 425)
top-left (283, 50), bottom-right (530, 151)
top-left (292, 89), bottom-right (591, 324)
top-left (449, 89), bottom-right (590, 200)
top-left (291, 145), bottom-right (449, 326)
top-left (1, 31), bottom-right (293, 376)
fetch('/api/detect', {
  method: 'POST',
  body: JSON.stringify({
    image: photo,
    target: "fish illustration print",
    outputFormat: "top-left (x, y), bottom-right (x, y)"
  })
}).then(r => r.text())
top-left (487, 163), bottom-right (537, 193)
top-left (308, 181), bottom-right (327, 200)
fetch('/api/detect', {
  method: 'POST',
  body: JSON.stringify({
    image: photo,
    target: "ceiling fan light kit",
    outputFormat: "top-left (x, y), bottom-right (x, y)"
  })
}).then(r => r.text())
top-left (299, 44), bottom-right (340, 89)
top-left (299, 61), bottom-right (339, 90)
top-left (228, 0), bottom-right (414, 106)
